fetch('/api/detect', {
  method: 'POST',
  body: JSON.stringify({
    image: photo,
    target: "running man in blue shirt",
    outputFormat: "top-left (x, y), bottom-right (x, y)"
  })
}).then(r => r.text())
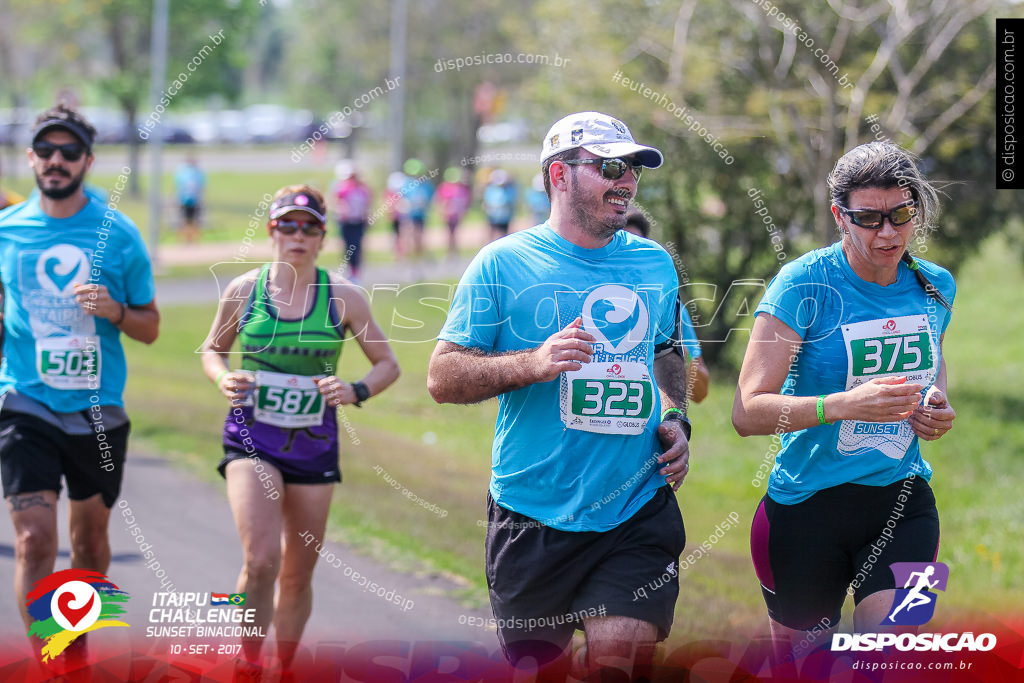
top-left (0, 106), bottom-right (159, 639)
top-left (428, 112), bottom-right (690, 679)
top-left (733, 142), bottom-right (955, 661)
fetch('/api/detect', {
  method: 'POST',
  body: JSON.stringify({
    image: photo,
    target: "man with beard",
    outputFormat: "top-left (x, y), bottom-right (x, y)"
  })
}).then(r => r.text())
top-left (428, 112), bottom-right (689, 679)
top-left (0, 105), bottom-right (159, 656)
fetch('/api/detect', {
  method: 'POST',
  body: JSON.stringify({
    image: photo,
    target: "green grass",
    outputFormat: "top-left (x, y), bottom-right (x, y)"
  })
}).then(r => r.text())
top-left (123, 232), bottom-right (1024, 642)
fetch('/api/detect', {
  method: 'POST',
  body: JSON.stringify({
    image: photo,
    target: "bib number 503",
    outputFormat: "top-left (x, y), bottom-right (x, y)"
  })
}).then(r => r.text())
top-left (41, 348), bottom-right (95, 377)
top-left (573, 380), bottom-right (652, 418)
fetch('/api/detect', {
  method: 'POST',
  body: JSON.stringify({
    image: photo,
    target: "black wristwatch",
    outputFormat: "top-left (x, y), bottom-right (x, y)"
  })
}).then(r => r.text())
top-left (351, 381), bottom-right (371, 407)
top-left (661, 408), bottom-right (692, 441)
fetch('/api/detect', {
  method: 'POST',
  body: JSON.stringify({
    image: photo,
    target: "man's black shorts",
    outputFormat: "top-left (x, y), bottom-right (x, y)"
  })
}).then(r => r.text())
top-left (750, 476), bottom-right (939, 631)
top-left (0, 410), bottom-right (129, 508)
top-left (486, 485), bottom-right (686, 664)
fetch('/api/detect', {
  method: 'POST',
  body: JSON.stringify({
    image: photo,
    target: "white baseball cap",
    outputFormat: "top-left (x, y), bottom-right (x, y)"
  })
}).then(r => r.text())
top-left (540, 111), bottom-right (663, 168)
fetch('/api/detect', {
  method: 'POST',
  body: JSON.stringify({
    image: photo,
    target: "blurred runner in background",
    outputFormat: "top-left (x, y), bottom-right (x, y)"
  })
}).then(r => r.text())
top-left (482, 168), bottom-right (517, 242)
top-left (174, 155), bottom-right (205, 244)
top-left (330, 161), bottom-right (371, 283)
top-left (436, 167), bottom-right (473, 258)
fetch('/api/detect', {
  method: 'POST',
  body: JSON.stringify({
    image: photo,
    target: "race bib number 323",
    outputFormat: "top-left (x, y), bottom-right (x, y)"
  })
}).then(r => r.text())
top-left (563, 362), bottom-right (653, 435)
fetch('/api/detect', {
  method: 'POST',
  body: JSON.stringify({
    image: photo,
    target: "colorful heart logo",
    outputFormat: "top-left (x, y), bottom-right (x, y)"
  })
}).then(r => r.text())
top-left (57, 591), bottom-right (94, 628)
top-left (50, 581), bottom-right (101, 632)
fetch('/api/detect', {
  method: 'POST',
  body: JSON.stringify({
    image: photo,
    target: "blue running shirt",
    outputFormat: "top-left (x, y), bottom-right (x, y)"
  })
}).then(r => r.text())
top-left (755, 242), bottom-right (955, 504)
top-left (439, 224), bottom-right (679, 531)
top-left (0, 190), bottom-right (156, 411)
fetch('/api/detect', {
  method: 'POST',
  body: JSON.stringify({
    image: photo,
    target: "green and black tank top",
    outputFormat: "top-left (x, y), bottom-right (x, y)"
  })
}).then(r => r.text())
top-left (238, 264), bottom-right (345, 374)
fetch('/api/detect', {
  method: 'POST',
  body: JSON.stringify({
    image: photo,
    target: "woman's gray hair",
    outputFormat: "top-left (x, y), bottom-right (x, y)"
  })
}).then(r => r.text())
top-left (827, 141), bottom-right (951, 311)
top-left (827, 141), bottom-right (940, 232)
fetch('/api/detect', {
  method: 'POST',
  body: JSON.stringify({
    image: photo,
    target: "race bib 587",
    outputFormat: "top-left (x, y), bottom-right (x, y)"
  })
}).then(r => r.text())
top-left (253, 371), bottom-right (325, 428)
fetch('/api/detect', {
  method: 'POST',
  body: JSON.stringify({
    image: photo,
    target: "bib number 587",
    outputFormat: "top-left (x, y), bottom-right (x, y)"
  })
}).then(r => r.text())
top-left (258, 386), bottom-right (321, 415)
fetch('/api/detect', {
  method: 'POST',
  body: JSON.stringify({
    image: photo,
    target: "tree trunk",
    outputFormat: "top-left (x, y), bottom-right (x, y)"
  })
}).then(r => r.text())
top-left (125, 105), bottom-right (141, 198)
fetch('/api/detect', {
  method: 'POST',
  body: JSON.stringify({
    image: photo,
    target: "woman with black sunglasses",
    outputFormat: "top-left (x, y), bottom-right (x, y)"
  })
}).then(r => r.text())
top-left (732, 142), bottom-right (956, 660)
top-left (200, 184), bottom-right (399, 675)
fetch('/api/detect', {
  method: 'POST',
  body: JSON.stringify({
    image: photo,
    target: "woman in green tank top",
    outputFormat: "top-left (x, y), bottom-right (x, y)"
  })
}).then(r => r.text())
top-left (200, 185), bottom-right (400, 673)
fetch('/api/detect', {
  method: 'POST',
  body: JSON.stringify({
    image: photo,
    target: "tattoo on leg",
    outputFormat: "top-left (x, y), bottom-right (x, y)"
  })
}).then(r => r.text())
top-left (7, 494), bottom-right (54, 511)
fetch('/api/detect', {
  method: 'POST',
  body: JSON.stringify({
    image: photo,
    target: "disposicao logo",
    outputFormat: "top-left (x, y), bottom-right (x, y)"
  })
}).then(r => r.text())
top-left (831, 562), bottom-right (997, 652)
top-left (26, 569), bottom-right (129, 661)
top-left (886, 561), bottom-right (947, 626)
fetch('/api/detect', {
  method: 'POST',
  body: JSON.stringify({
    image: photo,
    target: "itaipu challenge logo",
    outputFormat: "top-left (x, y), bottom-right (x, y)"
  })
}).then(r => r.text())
top-left (26, 569), bottom-right (129, 661)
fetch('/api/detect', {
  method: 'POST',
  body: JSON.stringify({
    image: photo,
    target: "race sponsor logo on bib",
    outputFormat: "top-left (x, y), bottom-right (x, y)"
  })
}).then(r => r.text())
top-left (253, 371), bottom-right (325, 429)
top-left (838, 315), bottom-right (937, 459)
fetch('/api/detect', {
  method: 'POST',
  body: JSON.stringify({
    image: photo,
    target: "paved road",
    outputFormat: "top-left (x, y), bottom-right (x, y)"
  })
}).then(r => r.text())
top-left (0, 450), bottom-right (499, 661)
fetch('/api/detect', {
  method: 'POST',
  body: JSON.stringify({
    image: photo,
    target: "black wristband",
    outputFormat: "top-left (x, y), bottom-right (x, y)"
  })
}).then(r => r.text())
top-left (351, 381), bottom-right (371, 407)
top-left (661, 410), bottom-right (692, 441)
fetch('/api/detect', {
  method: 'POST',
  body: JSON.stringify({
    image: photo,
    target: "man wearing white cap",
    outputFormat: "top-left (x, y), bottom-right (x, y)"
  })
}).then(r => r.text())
top-left (428, 112), bottom-right (689, 677)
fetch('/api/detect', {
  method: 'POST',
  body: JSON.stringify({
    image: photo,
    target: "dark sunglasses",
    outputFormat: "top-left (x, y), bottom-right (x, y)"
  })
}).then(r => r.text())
top-left (271, 219), bottom-right (325, 237)
top-left (32, 141), bottom-right (87, 162)
top-left (837, 203), bottom-right (917, 229)
top-left (563, 157), bottom-right (643, 181)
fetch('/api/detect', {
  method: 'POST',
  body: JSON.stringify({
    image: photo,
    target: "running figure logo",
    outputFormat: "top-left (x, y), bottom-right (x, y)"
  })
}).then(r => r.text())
top-left (885, 562), bottom-right (949, 626)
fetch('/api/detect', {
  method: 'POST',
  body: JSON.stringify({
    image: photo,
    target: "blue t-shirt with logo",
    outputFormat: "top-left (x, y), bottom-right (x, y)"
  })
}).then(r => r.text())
top-left (0, 191), bottom-right (156, 411)
top-left (755, 242), bottom-right (955, 505)
top-left (439, 223), bottom-right (679, 531)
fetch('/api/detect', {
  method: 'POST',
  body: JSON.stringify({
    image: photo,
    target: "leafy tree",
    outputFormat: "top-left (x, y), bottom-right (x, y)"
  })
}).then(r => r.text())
top-left (286, 0), bottom-right (543, 171)
top-left (0, 0), bottom-right (256, 195)
top-left (519, 0), bottom-right (1019, 367)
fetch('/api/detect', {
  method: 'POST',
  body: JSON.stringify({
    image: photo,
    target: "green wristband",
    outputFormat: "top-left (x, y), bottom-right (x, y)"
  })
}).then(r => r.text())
top-left (216, 369), bottom-right (229, 387)
top-left (662, 407), bottom-right (686, 421)
top-left (661, 407), bottom-right (692, 441)
top-left (816, 395), bottom-right (830, 425)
